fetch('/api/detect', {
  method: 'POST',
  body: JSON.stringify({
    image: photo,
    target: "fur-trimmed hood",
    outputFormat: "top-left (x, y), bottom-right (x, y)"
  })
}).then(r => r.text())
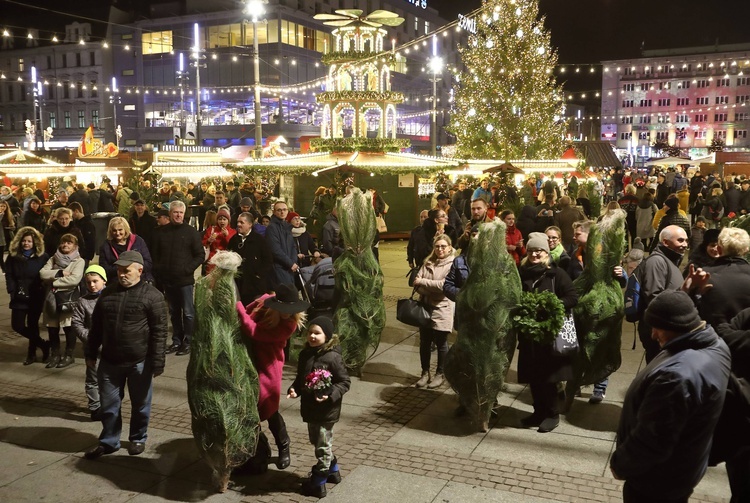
top-left (9, 226), bottom-right (44, 257)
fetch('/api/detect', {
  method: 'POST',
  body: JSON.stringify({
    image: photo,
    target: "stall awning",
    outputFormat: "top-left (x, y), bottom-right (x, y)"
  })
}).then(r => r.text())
top-left (572, 141), bottom-right (622, 169)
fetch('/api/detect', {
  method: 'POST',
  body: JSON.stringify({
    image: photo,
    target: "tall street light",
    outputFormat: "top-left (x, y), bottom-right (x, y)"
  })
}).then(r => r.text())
top-left (109, 77), bottom-right (121, 147)
top-left (30, 66), bottom-right (39, 150)
top-left (245, 0), bottom-right (267, 157)
top-left (428, 55), bottom-right (443, 157)
top-left (176, 52), bottom-right (189, 134)
top-left (191, 23), bottom-right (206, 145)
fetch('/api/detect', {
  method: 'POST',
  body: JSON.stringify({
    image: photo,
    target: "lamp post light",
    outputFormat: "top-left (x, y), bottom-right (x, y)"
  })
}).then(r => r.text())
top-left (109, 76), bottom-right (121, 147)
top-left (176, 52), bottom-right (189, 134)
top-left (30, 66), bottom-right (39, 150)
top-left (191, 23), bottom-right (207, 145)
top-left (245, 0), bottom-right (267, 157)
top-left (428, 56), bottom-right (443, 157)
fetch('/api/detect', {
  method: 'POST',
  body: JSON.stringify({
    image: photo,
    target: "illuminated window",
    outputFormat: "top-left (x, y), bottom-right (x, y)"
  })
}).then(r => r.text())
top-left (142, 30), bottom-right (173, 54)
top-left (207, 25), bottom-right (240, 49)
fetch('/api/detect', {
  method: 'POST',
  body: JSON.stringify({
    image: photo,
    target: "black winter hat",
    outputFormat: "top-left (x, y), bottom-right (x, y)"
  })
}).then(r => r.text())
top-left (644, 290), bottom-right (703, 333)
top-left (665, 197), bottom-right (679, 210)
top-left (309, 316), bottom-right (334, 342)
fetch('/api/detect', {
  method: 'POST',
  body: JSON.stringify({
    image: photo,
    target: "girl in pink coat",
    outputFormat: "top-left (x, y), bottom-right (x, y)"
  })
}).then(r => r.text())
top-left (236, 283), bottom-right (309, 471)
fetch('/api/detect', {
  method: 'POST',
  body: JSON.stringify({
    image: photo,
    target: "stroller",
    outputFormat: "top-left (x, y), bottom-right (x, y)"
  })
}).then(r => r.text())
top-left (298, 257), bottom-right (335, 319)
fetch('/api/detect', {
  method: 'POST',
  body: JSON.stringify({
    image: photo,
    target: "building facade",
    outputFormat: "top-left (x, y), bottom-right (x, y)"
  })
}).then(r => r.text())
top-left (601, 43), bottom-right (750, 157)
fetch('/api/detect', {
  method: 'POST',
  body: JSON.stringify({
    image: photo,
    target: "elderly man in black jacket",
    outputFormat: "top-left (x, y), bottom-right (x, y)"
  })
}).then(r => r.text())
top-left (228, 212), bottom-right (273, 304)
top-left (265, 200), bottom-right (299, 288)
top-left (150, 200), bottom-right (204, 356)
top-left (84, 251), bottom-right (168, 459)
top-left (611, 290), bottom-right (730, 503)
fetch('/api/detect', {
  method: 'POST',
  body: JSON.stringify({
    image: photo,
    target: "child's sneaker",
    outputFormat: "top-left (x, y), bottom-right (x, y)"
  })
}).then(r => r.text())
top-left (589, 389), bottom-right (605, 404)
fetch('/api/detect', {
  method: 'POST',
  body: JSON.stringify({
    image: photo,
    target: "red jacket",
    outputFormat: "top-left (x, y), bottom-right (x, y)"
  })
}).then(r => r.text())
top-left (236, 294), bottom-right (299, 421)
top-left (202, 225), bottom-right (236, 273)
top-left (506, 226), bottom-right (526, 265)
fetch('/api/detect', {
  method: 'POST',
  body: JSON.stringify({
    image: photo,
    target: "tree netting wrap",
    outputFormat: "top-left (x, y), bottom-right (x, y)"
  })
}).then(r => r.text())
top-left (333, 188), bottom-right (386, 374)
top-left (444, 218), bottom-right (521, 432)
top-left (188, 251), bottom-right (261, 493)
top-left (570, 210), bottom-right (626, 390)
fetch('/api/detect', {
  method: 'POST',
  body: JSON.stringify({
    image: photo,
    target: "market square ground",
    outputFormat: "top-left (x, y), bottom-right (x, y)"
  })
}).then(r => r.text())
top-left (0, 241), bottom-right (732, 502)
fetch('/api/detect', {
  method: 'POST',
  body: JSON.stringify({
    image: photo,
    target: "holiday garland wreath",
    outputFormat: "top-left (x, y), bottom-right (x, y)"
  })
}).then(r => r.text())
top-left (512, 290), bottom-right (565, 344)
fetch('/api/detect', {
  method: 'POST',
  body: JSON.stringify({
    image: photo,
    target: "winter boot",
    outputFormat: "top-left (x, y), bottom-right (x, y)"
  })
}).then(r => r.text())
top-left (301, 466), bottom-right (329, 498)
top-left (415, 371), bottom-right (430, 388)
top-left (40, 340), bottom-right (50, 363)
top-left (268, 411), bottom-right (291, 469)
top-left (327, 456), bottom-right (341, 484)
top-left (427, 373), bottom-right (444, 389)
top-left (23, 344), bottom-right (36, 366)
top-left (46, 349), bottom-right (61, 369)
top-left (56, 349), bottom-right (75, 368)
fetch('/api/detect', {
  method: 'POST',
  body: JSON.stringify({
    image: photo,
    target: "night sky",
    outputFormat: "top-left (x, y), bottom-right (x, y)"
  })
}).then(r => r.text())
top-left (4, 0), bottom-right (750, 92)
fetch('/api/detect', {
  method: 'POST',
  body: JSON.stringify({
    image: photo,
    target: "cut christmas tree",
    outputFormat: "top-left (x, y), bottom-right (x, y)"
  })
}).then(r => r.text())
top-left (444, 218), bottom-right (522, 432)
top-left (567, 210), bottom-right (626, 409)
top-left (333, 187), bottom-right (386, 374)
top-left (449, 0), bottom-right (567, 160)
top-left (188, 251), bottom-right (261, 492)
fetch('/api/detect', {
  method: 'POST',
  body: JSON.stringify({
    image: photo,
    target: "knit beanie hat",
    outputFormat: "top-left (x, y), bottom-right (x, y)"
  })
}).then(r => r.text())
top-left (217, 208), bottom-right (231, 221)
top-left (702, 228), bottom-right (720, 245)
top-left (309, 316), bottom-right (334, 342)
top-left (240, 197), bottom-right (253, 207)
top-left (84, 264), bottom-right (107, 282)
top-left (644, 290), bottom-right (703, 333)
top-left (526, 232), bottom-right (550, 253)
top-left (286, 211), bottom-right (301, 223)
top-left (665, 197), bottom-right (679, 210)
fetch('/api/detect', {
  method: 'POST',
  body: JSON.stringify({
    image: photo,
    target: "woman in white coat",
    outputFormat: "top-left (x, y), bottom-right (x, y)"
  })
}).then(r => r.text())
top-left (413, 233), bottom-right (455, 389)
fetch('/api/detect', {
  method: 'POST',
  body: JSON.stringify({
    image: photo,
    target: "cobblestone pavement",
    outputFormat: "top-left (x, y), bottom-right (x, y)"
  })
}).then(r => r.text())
top-left (0, 241), bottom-right (732, 502)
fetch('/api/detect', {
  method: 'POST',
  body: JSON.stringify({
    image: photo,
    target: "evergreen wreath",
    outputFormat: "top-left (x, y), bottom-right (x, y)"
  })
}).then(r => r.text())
top-left (512, 291), bottom-right (565, 344)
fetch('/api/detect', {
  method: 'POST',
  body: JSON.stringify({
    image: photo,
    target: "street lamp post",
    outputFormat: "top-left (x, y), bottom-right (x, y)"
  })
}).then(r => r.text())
top-left (428, 56), bottom-right (443, 157)
top-left (109, 77), bottom-right (121, 147)
top-left (30, 66), bottom-right (38, 150)
top-left (176, 52), bottom-right (189, 132)
top-left (192, 23), bottom-right (207, 145)
top-left (245, 0), bottom-right (267, 157)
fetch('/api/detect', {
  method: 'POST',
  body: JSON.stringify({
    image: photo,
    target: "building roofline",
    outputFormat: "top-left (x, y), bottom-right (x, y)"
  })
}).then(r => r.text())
top-left (641, 42), bottom-right (750, 58)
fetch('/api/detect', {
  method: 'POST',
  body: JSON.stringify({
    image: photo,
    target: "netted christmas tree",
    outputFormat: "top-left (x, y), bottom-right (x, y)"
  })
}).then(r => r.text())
top-left (187, 251), bottom-right (261, 493)
top-left (567, 210), bottom-right (626, 407)
top-left (444, 218), bottom-right (522, 432)
top-left (333, 187), bottom-right (386, 375)
top-left (449, 0), bottom-right (567, 159)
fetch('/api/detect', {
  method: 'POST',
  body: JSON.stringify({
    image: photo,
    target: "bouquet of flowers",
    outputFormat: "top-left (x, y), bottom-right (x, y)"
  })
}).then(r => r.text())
top-left (305, 368), bottom-right (333, 399)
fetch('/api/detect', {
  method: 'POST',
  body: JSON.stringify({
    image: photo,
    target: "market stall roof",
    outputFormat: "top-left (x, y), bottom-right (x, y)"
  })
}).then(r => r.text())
top-left (483, 162), bottom-right (525, 175)
top-left (0, 148), bottom-right (117, 178)
top-left (143, 162), bottom-right (232, 178)
top-left (644, 156), bottom-right (692, 166)
top-left (233, 151), bottom-right (460, 174)
top-left (507, 159), bottom-right (578, 173)
top-left (571, 141), bottom-right (622, 169)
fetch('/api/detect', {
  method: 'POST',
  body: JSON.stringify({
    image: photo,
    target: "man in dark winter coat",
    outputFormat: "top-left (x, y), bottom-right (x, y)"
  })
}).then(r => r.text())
top-left (85, 251), bottom-right (168, 460)
top-left (150, 200), bottom-right (204, 356)
top-left (86, 183), bottom-right (101, 215)
top-left (610, 290), bottom-right (730, 503)
top-left (265, 201), bottom-right (299, 288)
top-left (698, 227), bottom-right (750, 328)
top-left (723, 181), bottom-right (742, 216)
top-left (655, 173), bottom-right (670, 208)
top-left (407, 210), bottom-right (430, 270)
top-left (69, 184), bottom-right (91, 215)
top-left (739, 180), bottom-right (750, 215)
top-left (321, 208), bottom-right (341, 257)
top-left (129, 200), bottom-right (157, 251)
top-left (70, 202), bottom-right (96, 263)
top-left (227, 212), bottom-right (273, 305)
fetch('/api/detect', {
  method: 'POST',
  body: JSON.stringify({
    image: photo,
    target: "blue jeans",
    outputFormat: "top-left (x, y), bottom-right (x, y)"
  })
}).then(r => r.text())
top-left (164, 284), bottom-right (195, 346)
top-left (97, 359), bottom-right (153, 450)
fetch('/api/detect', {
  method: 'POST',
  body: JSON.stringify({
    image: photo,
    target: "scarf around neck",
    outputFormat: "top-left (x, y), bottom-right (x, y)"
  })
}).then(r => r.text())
top-left (291, 224), bottom-right (306, 238)
top-left (53, 248), bottom-right (80, 269)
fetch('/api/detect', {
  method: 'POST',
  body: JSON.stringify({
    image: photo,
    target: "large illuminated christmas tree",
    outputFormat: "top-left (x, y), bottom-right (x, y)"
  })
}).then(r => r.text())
top-left (450, 0), bottom-right (567, 159)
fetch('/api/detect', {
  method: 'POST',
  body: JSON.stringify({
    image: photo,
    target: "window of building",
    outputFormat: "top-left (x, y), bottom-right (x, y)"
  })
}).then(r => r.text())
top-left (624, 67), bottom-right (634, 76)
top-left (122, 69), bottom-right (134, 76)
top-left (657, 98), bottom-right (670, 106)
top-left (638, 132), bottom-right (649, 140)
top-left (78, 110), bottom-right (86, 128)
top-left (697, 79), bottom-right (709, 88)
top-left (76, 53), bottom-right (82, 66)
top-left (123, 104), bottom-right (135, 111)
top-left (678, 80), bottom-right (690, 89)
top-left (47, 85), bottom-right (54, 100)
top-left (121, 33), bottom-right (133, 40)
top-left (46, 55), bottom-right (52, 69)
top-left (644, 66), bottom-right (653, 74)
top-left (736, 95), bottom-right (749, 104)
top-left (64, 111), bottom-right (71, 128)
top-left (639, 99), bottom-right (651, 107)
top-left (62, 54), bottom-right (68, 68)
top-left (676, 97), bottom-right (689, 106)
top-left (18, 58), bottom-right (24, 71)
top-left (716, 130), bottom-right (727, 139)
top-left (639, 115), bottom-right (652, 124)
top-left (77, 82), bottom-right (83, 98)
top-left (695, 114), bottom-right (707, 122)
top-left (715, 113), bottom-right (728, 121)
top-left (735, 130), bottom-right (747, 139)
top-left (142, 31), bottom-right (173, 54)
top-left (656, 131), bottom-right (668, 140)
top-left (19, 84), bottom-right (26, 101)
top-left (621, 116), bottom-right (632, 124)
top-left (425, 21), bottom-right (429, 35)
top-left (657, 115), bottom-right (670, 123)
top-left (414, 17), bottom-right (419, 34)
top-left (48, 112), bottom-right (56, 128)
top-left (620, 132), bottom-right (632, 140)
top-left (623, 83), bottom-right (634, 92)
top-left (680, 64), bottom-right (692, 72)
top-left (736, 112), bottom-right (749, 121)
top-left (90, 51), bottom-right (96, 66)
top-left (63, 81), bottom-right (70, 99)
top-left (9, 114), bottom-right (15, 131)
top-left (695, 130), bottom-right (706, 139)
top-left (622, 100), bottom-right (634, 107)
top-left (659, 82), bottom-right (670, 90)
top-left (675, 114), bottom-right (689, 123)
top-left (662, 65), bottom-right (672, 73)
top-left (717, 78), bottom-right (730, 87)
top-left (208, 25), bottom-right (240, 49)
top-left (90, 80), bottom-right (97, 98)
top-left (738, 77), bottom-right (750, 86)
top-left (640, 82), bottom-right (651, 91)
top-left (696, 96), bottom-right (709, 105)
top-left (716, 96), bottom-right (729, 105)
top-left (696, 63), bottom-right (706, 71)
top-left (91, 110), bottom-right (99, 128)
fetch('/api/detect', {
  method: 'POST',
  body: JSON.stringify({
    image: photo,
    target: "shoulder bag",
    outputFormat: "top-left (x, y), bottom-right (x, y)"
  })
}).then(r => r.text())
top-left (396, 288), bottom-right (432, 328)
top-left (552, 312), bottom-right (579, 356)
top-left (54, 287), bottom-right (81, 314)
